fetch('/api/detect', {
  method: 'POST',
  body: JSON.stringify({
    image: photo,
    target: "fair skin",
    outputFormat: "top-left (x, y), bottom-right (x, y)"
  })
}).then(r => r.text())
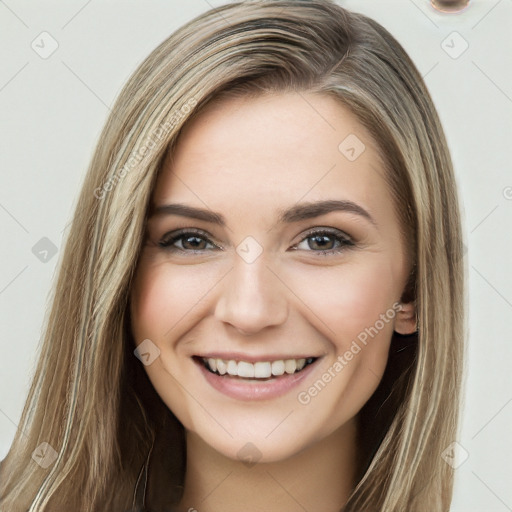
top-left (130, 92), bottom-right (416, 512)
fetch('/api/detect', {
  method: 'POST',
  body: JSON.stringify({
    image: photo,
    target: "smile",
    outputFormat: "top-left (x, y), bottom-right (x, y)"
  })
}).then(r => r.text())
top-left (192, 355), bottom-right (322, 401)
top-left (200, 356), bottom-right (317, 379)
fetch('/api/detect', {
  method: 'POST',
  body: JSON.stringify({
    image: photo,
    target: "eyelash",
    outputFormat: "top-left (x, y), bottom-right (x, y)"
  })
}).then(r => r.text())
top-left (157, 227), bottom-right (355, 256)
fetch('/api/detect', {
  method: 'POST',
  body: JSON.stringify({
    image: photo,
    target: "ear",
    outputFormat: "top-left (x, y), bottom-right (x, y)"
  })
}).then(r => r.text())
top-left (394, 301), bottom-right (417, 335)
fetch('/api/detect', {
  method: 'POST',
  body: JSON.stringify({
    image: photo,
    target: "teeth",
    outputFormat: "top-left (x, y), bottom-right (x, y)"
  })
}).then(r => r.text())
top-left (237, 361), bottom-right (255, 378)
top-left (216, 359), bottom-right (227, 375)
top-left (254, 362), bottom-right (271, 378)
top-left (271, 360), bottom-right (285, 376)
top-left (202, 357), bottom-right (314, 378)
top-left (227, 360), bottom-right (238, 376)
top-left (284, 359), bottom-right (297, 374)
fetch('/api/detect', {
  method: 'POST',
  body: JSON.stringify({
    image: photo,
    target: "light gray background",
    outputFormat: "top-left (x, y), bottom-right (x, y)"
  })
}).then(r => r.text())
top-left (1, 1), bottom-right (511, 510)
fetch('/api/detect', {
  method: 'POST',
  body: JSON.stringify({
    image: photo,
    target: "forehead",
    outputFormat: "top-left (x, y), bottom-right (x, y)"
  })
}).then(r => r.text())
top-left (153, 92), bottom-right (391, 224)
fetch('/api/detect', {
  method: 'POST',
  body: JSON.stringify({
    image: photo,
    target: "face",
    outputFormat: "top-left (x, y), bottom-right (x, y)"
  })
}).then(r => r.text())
top-left (130, 92), bottom-right (414, 463)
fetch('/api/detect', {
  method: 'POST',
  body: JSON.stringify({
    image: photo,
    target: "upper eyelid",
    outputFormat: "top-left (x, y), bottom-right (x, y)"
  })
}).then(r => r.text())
top-left (159, 228), bottom-right (220, 247)
top-left (299, 226), bottom-right (352, 239)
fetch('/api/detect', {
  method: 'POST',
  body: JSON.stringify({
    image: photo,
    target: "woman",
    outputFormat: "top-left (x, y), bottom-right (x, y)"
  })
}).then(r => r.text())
top-left (0, 1), bottom-right (465, 511)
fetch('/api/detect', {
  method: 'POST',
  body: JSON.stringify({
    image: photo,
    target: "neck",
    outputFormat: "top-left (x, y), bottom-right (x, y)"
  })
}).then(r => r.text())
top-left (176, 418), bottom-right (358, 512)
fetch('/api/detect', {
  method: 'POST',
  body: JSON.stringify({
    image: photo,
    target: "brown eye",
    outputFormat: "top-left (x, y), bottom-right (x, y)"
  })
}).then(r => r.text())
top-left (307, 234), bottom-right (336, 251)
top-left (180, 235), bottom-right (208, 250)
top-left (158, 230), bottom-right (218, 252)
top-left (295, 229), bottom-right (354, 255)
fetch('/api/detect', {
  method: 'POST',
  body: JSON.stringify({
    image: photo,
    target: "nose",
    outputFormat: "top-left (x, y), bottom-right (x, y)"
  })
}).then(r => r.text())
top-left (214, 256), bottom-right (289, 335)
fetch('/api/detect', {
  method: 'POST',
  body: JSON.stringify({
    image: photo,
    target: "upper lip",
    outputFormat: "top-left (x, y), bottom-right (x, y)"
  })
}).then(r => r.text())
top-left (194, 352), bottom-right (321, 363)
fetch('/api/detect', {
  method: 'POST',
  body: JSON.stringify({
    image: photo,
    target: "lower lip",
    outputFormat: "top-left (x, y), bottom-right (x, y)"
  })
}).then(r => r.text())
top-left (194, 357), bottom-right (321, 401)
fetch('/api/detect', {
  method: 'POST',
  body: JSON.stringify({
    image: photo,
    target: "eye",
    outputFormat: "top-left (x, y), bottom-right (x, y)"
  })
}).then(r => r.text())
top-left (157, 228), bottom-right (353, 255)
top-left (158, 229), bottom-right (219, 252)
top-left (294, 228), bottom-right (354, 255)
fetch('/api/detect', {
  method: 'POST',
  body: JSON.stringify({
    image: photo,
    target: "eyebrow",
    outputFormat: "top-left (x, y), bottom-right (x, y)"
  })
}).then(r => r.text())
top-left (149, 199), bottom-right (376, 227)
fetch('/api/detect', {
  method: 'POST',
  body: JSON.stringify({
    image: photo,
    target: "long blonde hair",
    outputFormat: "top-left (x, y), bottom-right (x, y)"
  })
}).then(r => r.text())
top-left (0, 1), bottom-right (465, 510)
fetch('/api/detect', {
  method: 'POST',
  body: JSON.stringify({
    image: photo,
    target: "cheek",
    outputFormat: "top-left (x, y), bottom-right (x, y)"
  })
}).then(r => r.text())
top-left (129, 261), bottom-right (215, 429)
top-left (288, 262), bottom-right (399, 435)
top-left (130, 261), bottom-right (217, 342)
top-left (289, 257), bottom-right (399, 395)
top-left (288, 258), bottom-right (400, 344)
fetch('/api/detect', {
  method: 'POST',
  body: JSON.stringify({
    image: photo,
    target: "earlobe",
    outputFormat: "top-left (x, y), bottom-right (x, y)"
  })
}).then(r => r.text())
top-left (394, 301), bottom-right (418, 335)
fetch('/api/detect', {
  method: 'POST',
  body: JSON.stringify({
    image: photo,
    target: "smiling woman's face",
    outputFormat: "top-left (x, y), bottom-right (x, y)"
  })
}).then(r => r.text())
top-left (130, 92), bottom-right (415, 464)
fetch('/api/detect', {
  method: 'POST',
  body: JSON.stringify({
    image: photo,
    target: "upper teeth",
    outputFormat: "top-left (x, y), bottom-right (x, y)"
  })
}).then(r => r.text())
top-left (202, 357), bottom-right (313, 378)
